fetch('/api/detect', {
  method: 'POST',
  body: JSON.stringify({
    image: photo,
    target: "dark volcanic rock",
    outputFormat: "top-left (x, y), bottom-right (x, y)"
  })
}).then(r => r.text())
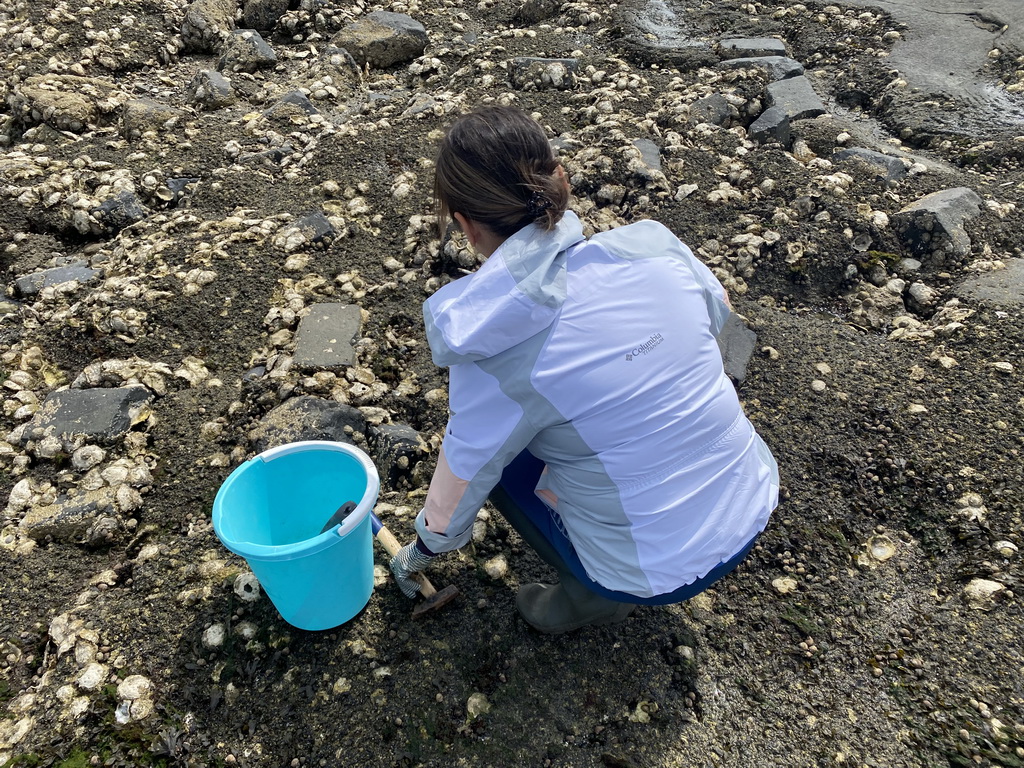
top-left (188, 70), bottom-right (237, 110)
top-left (163, 177), bottom-right (201, 208)
top-left (892, 187), bottom-right (983, 262)
top-left (293, 212), bottom-right (338, 248)
top-left (218, 29), bottom-right (278, 73)
top-left (514, 0), bottom-right (561, 24)
top-left (262, 91), bottom-right (320, 122)
top-left (20, 488), bottom-right (120, 542)
top-left (369, 423), bottom-right (428, 487)
top-left (717, 312), bottom-right (758, 384)
top-left (241, 0), bottom-right (291, 31)
top-left (181, 0), bottom-right (236, 53)
top-left (833, 147), bottom-right (910, 184)
top-left (332, 12), bottom-right (428, 68)
top-left (250, 396), bottom-right (367, 452)
top-left (90, 192), bottom-right (148, 234)
top-left (955, 259), bottom-right (1024, 307)
top-left (690, 93), bottom-right (731, 126)
top-left (631, 138), bottom-right (662, 174)
top-left (120, 98), bottom-right (186, 141)
top-left (747, 106), bottom-right (791, 145)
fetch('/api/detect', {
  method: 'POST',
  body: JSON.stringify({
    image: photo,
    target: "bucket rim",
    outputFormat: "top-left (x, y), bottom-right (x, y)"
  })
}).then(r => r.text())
top-left (212, 440), bottom-right (380, 562)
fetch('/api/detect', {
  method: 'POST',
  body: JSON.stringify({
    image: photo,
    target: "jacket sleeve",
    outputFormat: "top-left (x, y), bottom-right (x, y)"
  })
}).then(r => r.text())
top-left (415, 360), bottom-right (536, 553)
top-left (676, 239), bottom-right (730, 337)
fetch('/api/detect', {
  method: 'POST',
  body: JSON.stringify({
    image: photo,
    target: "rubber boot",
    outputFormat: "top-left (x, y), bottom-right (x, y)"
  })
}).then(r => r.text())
top-left (488, 486), bottom-right (635, 634)
top-left (516, 574), bottom-right (635, 634)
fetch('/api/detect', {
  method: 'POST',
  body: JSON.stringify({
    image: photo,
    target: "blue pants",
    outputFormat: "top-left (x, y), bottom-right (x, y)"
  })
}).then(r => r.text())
top-left (497, 450), bottom-right (759, 606)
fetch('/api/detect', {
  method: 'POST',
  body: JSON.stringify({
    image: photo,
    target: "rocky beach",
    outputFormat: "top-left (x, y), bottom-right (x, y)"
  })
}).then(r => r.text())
top-left (0, 0), bottom-right (1023, 765)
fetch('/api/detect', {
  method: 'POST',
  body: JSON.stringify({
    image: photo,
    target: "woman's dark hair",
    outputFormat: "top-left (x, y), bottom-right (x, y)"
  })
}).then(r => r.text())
top-left (434, 106), bottom-right (569, 238)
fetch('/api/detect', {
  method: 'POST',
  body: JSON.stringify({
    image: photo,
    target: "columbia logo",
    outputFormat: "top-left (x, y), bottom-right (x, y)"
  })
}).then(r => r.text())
top-left (626, 333), bottom-right (665, 360)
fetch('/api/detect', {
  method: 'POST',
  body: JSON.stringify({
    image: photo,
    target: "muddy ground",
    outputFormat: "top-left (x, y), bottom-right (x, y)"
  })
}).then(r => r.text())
top-left (0, 0), bottom-right (1023, 766)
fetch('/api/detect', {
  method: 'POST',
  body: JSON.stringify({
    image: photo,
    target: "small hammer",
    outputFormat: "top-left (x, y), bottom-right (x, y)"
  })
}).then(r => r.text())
top-left (321, 502), bottom-right (459, 618)
top-left (370, 513), bottom-right (460, 618)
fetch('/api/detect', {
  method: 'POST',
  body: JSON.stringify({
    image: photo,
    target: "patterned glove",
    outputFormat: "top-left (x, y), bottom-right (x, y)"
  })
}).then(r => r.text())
top-left (389, 540), bottom-right (437, 598)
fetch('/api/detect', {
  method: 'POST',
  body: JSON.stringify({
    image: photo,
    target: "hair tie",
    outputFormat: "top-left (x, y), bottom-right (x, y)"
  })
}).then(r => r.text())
top-left (527, 191), bottom-right (552, 218)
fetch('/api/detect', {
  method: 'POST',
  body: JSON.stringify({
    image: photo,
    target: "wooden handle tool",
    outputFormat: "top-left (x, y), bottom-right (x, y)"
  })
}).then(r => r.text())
top-left (370, 512), bottom-right (459, 618)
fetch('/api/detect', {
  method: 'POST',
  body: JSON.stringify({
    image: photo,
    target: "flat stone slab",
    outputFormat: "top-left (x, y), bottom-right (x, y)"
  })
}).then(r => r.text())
top-left (718, 56), bottom-right (804, 81)
top-left (892, 187), bottom-right (983, 260)
top-left (14, 262), bottom-right (99, 298)
top-left (767, 76), bottom-right (827, 120)
top-left (955, 259), bottom-right (1024, 307)
top-left (22, 386), bottom-right (152, 444)
top-left (833, 147), bottom-right (910, 183)
top-left (293, 303), bottom-right (362, 369)
top-left (719, 37), bottom-right (788, 59)
top-left (717, 312), bottom-right (757, 384)
top-left (631, 138), bottom-right (662, 173)
top-left (612, 1), bottom-right (717, 69)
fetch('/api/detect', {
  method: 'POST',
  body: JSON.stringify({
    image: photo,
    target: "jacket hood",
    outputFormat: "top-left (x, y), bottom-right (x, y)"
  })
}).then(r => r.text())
top-left (423, 210), bottom-right (586, 367)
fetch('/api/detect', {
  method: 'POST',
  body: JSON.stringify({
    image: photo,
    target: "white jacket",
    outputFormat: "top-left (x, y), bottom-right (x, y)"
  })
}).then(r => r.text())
top-left (415, 210), bottom-right (779, 597)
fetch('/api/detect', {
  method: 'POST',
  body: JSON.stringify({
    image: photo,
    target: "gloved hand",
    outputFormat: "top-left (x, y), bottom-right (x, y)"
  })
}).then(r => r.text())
top-left (389, 540), bottom-right (437, 598)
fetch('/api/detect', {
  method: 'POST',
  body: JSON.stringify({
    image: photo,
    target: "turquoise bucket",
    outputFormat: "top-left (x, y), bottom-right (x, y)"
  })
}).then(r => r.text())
top-left (212, 440), bottom-right (380, 631)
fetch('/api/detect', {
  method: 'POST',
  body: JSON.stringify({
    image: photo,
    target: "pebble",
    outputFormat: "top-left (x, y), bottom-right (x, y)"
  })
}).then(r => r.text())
top-left (993, 541), bottom-right (1018, 558)
top-left (867, 535), bottom-right (896, 562)
top-left (472, 519), bottom-right (487, 543)
top-left (810, 379), bottom-right (827, 393)
top-left (483, 555), bottom-right (508, 579)
top-left (71, 446), bottom-right (106, 471)
top-left (467, 692), bottom-right (491, 718)
top-left (772, 576), bottom-right (799, 594)
top-left (202, 623), bottom-right (226, 648)
top-left (963, 578), bottom-right (1005, 608)
top-left (75, 662), bottom-right (109, 691)
top-left (116, 675), bottom-right (152, 700)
